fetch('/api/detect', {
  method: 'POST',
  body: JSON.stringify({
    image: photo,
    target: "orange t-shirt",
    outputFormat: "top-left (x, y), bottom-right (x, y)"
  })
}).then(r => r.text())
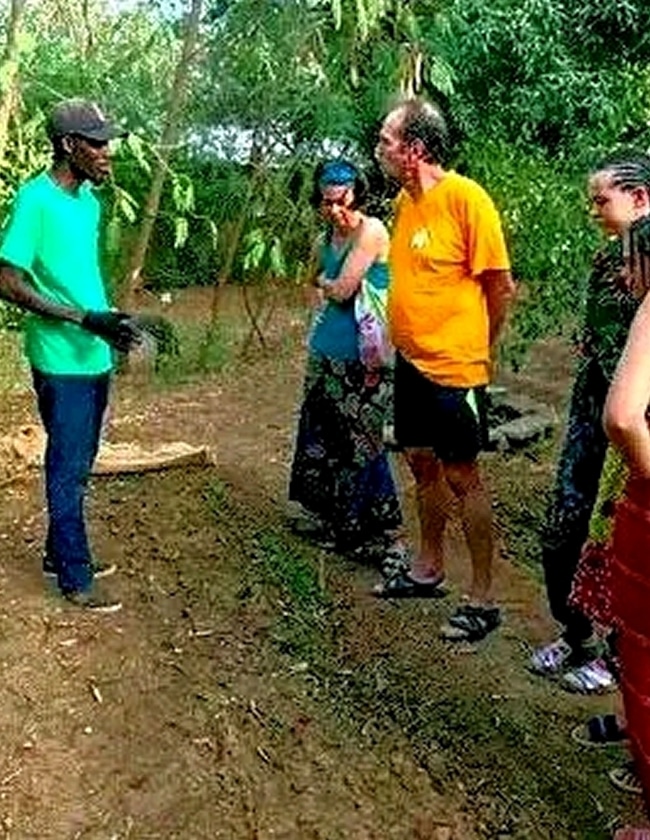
top-left (388, 171), bottom-right (510, 388)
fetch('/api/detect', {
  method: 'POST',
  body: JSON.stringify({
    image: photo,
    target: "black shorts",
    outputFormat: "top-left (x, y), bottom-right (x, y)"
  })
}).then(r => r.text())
top-left (393, 353), bottom-right (489, 462)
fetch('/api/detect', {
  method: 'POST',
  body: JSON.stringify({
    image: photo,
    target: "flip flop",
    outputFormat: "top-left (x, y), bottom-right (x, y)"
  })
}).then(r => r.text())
top-left (439, 604), bottom-right (501, 642)
top-left (372, 571), bottom-right (447, 599)
top-left (571, 714), bottom-right (628, 747)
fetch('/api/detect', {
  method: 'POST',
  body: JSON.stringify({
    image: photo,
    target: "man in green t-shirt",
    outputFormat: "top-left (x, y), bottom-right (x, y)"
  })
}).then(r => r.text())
top-left (0, 99), bottom-right (141, 612)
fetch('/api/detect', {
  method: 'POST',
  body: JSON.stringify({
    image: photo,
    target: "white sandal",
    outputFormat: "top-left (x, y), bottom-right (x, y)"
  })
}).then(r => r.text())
top-left (561, 658), bottom-right (616, 694)
top-left (529, 638), bottom-right (573, 676)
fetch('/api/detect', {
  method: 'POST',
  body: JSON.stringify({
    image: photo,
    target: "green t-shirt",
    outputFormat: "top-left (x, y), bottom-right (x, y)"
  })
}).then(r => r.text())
top-left (0, 171), bottom-right (112, 375)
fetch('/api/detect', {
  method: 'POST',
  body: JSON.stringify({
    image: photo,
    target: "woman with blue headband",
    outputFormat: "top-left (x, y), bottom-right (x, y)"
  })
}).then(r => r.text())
top-left (288, 159), bottom-right (406, 571)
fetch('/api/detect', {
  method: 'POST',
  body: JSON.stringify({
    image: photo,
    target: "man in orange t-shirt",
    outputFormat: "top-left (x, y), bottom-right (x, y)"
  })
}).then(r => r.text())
top-left (374, 99), bottom-right (515, 642)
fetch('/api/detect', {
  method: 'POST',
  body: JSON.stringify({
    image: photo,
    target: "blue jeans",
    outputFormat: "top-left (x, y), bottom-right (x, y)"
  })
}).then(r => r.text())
top-left (32, 369), bottom-right (110, 594)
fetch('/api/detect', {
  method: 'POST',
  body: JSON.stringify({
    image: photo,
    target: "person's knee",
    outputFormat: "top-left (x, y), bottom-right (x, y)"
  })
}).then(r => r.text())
top-left (444, 460), bottom-right (484, 496)
top-left (404, 447), bottom-right (440, 483)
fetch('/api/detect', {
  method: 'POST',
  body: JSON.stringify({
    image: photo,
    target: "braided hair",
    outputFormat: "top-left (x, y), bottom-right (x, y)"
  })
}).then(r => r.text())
top-left (593, 150), bottom-right (650, 193)
top-left (594, 150), bottom-right (650, 298)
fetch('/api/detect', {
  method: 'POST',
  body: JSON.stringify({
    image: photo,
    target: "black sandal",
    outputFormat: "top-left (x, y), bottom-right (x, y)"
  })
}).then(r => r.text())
top-left (571, 714), bottom-right (628, 747)
top-left (372, 571), bottom-right (447, 599)
top-left (439, 603), bottom-right (501, 641)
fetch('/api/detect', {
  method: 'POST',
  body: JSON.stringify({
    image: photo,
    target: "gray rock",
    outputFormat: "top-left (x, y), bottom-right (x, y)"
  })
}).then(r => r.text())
top-left (489, 412), bottom-right (555, 450)
top-left (487, 387), bottom-right (557, 451)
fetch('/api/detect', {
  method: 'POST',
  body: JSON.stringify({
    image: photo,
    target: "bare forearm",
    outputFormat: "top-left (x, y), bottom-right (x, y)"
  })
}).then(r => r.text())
top-left (488, 305), bottom-right (509, 347)
top-left (322, 223), bottom-right (384, 303)
top-left (0, 265), bottom-right (82, 324)
top-left (484, 271), bottom-right (516, 347)
top-left (321, 274), bottom-right (361, 302)
top-left (604, 291), bottom-right (650, 476)
top-left (606, 420), bottom-right (650, 478)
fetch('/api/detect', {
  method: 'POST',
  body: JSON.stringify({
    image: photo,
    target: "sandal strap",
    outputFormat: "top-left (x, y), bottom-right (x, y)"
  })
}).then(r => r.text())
top-left (564, 659), bottom-right (614, 693)
top-left (610, 762), bottom-right (643, 794)
top-left (530, 638), bottom-right (574, 674)
top-left (587, 714), bottom-right (625, 743)
top-left (380, 543), bottom-right (411, 578)
top-left (447, 605), bottom-right (501, 641)
top-left (373, 570), bottom-right (447, 599)
top-left (536, 639), bottom-right (572, 670)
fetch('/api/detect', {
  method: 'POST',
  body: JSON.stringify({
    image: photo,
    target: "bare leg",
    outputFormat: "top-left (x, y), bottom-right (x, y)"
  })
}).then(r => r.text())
top-left (404, 448), bottom-right (454, 583)
top-left (444, 460), bottom-right (494, 603)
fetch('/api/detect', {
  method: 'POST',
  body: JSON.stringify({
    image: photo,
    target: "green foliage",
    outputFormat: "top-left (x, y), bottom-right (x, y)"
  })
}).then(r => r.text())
top-left (463, 139), bottom-right (598, 361)
top-left (106, 136), bottom-right (206, 292)
top-left (256, 531), bottom-right (325, 608)
top-left (252, 529), bottom-right (329, 660)
top-left (0, 109), bottom-right (50, 202)
top-left (439, 0), bottom-right (650, 161)
top-left (151, 320), bottom-right (235, 385)
top-left (430, 0), bottom-right (650, 354)
top-left (21, 4), bottom-right (177, 133)
top-left (0, 300), bottom-right (24, 331)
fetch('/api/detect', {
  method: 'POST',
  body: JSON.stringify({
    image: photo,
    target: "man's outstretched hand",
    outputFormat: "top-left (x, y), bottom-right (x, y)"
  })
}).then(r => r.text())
top-left (81, 310), bottom-right (143, 353)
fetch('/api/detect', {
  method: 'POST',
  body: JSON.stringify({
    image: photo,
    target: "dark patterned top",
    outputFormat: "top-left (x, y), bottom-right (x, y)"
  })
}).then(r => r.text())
top-left (582, 238), bottom-right (639, 382)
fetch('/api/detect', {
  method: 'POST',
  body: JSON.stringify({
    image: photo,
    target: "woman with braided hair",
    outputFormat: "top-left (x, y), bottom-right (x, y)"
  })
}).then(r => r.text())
top-left (548, 150), bottom-right (650, 838)
top-left (531, 152), bottom-right (650, 697)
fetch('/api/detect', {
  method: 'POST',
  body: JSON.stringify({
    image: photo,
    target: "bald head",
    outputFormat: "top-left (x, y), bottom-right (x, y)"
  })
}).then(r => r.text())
top-left (375, 98), bottom-right (450, 187)
top-left (395, 99), bottom-right (449, 165)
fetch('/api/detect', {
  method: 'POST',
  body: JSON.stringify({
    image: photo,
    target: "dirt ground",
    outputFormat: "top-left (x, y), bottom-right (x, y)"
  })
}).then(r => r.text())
top-left (0, 287), bottom-right (644, 839)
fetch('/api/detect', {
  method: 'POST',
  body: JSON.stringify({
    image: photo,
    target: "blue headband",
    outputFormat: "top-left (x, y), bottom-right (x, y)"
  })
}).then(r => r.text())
top-left (319, 160), bottom-right (358, 189)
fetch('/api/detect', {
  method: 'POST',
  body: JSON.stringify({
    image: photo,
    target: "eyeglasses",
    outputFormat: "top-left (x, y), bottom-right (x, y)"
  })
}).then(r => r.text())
top-left (73, 134), bottom-right (109, 149)
top-left (320, 196), bottom-right (350, 208)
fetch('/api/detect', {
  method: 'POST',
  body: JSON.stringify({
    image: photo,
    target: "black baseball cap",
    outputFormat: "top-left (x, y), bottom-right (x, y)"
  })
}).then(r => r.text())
top-left (47, 99), bottom-right (126, 142)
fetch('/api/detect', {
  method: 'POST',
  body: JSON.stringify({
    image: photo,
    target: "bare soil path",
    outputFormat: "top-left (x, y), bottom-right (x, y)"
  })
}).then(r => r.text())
top-left (0, 289), bottom-right (642, 839)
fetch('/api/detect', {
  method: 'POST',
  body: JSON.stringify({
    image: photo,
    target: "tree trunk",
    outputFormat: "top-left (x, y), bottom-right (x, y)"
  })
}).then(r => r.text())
top-left (208, 134), bottom-right (264, 329)
top-left (120, 0), bottom-right (203, 309)
top-left (0, 0), bottom-right (28, 165)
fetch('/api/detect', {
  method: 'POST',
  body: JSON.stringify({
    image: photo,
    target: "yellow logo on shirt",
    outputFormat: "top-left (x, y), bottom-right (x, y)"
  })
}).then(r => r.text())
top-left (410, 229), bottom-right (430, 250)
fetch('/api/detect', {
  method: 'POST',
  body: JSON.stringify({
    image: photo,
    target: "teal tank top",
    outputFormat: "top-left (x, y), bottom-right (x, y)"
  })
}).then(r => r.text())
top-left (309, 234), bottom-right (389, 361)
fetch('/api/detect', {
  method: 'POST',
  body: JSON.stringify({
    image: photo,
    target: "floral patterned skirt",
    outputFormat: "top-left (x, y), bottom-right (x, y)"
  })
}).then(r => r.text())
top-left (288, 354), bottom-right (402, 550)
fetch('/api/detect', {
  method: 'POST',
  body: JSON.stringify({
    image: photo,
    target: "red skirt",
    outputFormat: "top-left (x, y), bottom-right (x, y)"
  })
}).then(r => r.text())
top-left (568, 540), bottom-right (614, 630)
top-left (612, 477), bottom-right (650, 808)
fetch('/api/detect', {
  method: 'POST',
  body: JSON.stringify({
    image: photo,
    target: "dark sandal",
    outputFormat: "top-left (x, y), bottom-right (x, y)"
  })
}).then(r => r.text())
top-left (571, 714), bottom-right (628, 747)
top-left (439, 604), bottom-right (501, 642)
top-left (288, 513), bottom-right (334, 545)
top-left (372, 571), bottom-right (447, 599)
